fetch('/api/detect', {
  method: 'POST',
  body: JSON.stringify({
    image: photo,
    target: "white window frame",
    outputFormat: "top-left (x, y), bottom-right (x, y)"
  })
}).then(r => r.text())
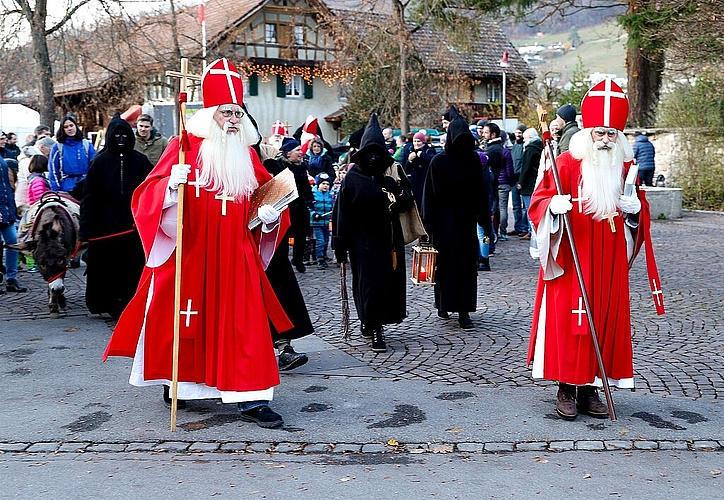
top-left (265, 23), bottom-right (278, 43)
top-left (286, 75), bottom-right (304, 98)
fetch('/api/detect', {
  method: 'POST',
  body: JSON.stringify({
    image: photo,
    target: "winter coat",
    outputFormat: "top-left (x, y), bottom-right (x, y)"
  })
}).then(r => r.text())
top-left (27, 173), bottom-right (50, 205)
top-left (0, 157), bottom-right (16, 225)
top-left (134, 129), bottom-right (169, 166)
top-left (499, 147), bottom-right (516, 186)
top-left (633, 134), bottom-right (656, 171)
top-left (519, 137), bottom-right (543, 196)
top-left (49, 137), bottom-right (97, 192)
top-left (310, 188), bottom-right (335, 228)
top-left (556, 121), bottom-right (580, 156)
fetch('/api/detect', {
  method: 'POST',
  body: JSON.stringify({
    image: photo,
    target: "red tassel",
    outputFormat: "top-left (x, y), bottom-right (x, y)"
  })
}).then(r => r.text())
top-left (178, 91), bottom-right (188, 104)
top-left (180, 130), bottom-right (192, 152)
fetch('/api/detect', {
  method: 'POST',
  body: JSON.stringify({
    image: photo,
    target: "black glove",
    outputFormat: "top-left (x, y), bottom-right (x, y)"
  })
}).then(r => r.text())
top-left (335, 249), bottom-right (348, 264)
top-left (312, 212), bottom-right (322, 221)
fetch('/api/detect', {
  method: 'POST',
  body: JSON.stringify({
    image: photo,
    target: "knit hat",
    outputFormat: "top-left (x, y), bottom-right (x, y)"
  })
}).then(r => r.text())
top-left (316, 172), bottom-right (331, 185)
top-left (413, 131), bottom-right (426, 142)
top-left (516, 123), bottom-right (527, 132)
top-left (477, 119), bottom-right (488, 127)
top-left (280, 138), bottom-right (301, 154)
top-left (557, 104), bottom-right (577, 123)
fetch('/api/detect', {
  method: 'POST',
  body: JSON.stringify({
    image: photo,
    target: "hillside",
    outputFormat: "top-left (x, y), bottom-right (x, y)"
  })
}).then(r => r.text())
top-left (509, 20), bottom-right (628, 81)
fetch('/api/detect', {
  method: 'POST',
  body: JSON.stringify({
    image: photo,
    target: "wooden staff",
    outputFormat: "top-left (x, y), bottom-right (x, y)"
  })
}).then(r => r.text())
top-left (165, 59), bottom-right (201, 431)
top-left (536, 105), bottom-right (617, 421)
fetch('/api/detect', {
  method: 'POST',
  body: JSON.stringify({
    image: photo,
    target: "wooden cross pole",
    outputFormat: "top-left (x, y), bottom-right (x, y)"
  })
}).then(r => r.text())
top-left (165, 58), bottom-right (201, 432)
top-left (536, 104), bottom-right (617, 422)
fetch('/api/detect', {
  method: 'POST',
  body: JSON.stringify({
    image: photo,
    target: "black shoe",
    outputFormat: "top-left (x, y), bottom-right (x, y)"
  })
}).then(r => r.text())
top-left (6, 279), bottom-right (27, 293)
top-left (361, 323), bottom-right (374, 338)
top-left (459, 312), bottom-right (474, 330)
top-left (478, 258), bottom-right (490, 272)
top-left (371, 327), bottom-right (387, 352)
top-left (437, 310), bottom-right (450, 319)
top-left (238, 405), bottom-right (284, 428)
top-left (162, 385), bottom-right (187, 409)
top-left (278, 345), bottom-right (309, 371)
top-left (294, 262), bottom-right (306, 273)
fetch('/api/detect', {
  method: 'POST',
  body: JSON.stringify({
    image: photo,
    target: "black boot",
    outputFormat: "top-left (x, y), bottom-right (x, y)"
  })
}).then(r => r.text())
top-left (278, 345), bottom-right (309, 371)
top-left (458, 311), bottom-right (474, 330)
top-left (371, 326), bottom-right (387, 353)
top-left (163, 385), bottom-right (187, 409)
top-left (478, 257), bottom-right (490, 272)
top-left (361, 323), bottom-right (374, 338)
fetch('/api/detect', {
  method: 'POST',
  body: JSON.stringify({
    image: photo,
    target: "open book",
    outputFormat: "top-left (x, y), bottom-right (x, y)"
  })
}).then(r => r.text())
top-left (247, 167), bottom-right (299, 229)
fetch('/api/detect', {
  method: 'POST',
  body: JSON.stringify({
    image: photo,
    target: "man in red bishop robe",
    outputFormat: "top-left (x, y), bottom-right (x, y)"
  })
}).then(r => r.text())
top-left (103, 58), bottom-right (293, 428)
top-left (527, 78), bottom-right (665, 421)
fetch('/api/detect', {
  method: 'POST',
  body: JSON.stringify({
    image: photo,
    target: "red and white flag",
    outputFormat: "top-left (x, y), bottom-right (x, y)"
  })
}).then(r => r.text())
top-left (197, 2), bottom-right (206, 25)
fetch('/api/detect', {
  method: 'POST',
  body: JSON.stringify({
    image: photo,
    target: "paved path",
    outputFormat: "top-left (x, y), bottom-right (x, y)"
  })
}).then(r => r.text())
top-left (1, 210), bottom-right (723, 498)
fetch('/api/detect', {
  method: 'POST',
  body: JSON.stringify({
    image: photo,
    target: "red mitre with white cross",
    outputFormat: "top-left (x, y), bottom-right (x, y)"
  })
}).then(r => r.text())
top-left (580, 78), bottom-right (629, 131)
top-left (271, 120), bottom-right (286, 136)
top-left (201, 58), bottom-right (244, 108)
top-left (300, 115), bottom-right (319, 154)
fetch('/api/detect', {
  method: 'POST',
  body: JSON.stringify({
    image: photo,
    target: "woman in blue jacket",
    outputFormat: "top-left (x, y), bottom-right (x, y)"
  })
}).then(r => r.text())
top-left (49, 115), bottom-right (97, 192)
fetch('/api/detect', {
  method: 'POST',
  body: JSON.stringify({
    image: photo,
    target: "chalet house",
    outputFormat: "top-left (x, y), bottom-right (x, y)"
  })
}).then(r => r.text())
top-left (53, 0), bottom-right (533, 143)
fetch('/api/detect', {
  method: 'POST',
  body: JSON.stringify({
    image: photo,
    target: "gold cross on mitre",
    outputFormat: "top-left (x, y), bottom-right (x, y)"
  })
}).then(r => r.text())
top-left (602, 212), bottom-right (618, 232)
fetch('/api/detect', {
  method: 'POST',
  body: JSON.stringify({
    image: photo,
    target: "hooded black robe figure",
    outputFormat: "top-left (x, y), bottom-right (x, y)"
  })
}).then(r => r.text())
top-left (422, 116), bottom-right (492, 329)
top-left (332, 115), bottom-right (414, 352)
top-left (79, 113), bottom-right (153, 319)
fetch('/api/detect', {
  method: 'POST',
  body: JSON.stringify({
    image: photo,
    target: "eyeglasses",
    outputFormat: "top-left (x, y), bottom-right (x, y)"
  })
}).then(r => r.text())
top-left (218, 108), bottom-right (245, 119)
top-left (592, 128), bottom-right (618, 138)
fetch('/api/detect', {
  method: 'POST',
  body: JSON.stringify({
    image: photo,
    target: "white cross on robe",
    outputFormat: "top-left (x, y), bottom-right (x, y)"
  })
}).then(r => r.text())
top-left (651, 279), bottom-right (664, 307)
top-left (572, 296), bottom-right (587, 327)
top-left (180, 299), bottom-right (198, 327)
top-left (188, 168), bottom-right (202, 198)
top-left (586, 79), bottom-right (627, 127)
top-left (571, 185), bottom-right (585, 213)
top-left (215, 192), bottom-right (234, 216)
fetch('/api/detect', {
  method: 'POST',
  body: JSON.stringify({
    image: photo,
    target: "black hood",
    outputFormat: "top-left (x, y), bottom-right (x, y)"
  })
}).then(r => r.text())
top-left (443, 105), bottom-right (461, 122)
top-left (444, 116), bottom-right (475, 154)
top-left (350, 114), bottom-right (393, 173)
top-left (105, 112), bottom-right (135, 155)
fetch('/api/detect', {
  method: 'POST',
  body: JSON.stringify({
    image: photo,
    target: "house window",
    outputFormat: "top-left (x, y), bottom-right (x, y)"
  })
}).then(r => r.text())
top-left (486, 83), bottom-right (500, 103)
top-left (294, 26), bottom-right (305, 45)
top-left (265, 23), bottom-right (278, 43)
top-left (286, 75), bottom-right (304, 98)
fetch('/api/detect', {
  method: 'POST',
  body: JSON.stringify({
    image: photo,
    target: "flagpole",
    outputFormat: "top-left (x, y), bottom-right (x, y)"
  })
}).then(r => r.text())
top-left (199, 2), bottom-right (207, 69)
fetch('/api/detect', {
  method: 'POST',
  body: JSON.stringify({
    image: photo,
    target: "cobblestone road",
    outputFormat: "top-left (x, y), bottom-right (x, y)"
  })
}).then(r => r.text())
top-left (4, 211), bottom-right (723, 401)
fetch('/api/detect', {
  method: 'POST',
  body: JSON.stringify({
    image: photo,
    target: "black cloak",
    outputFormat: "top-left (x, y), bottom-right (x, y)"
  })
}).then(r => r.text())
top-left (79, 112), bottom-right (153, 319)
top-left (421, 116), bottom-right (492, 313)
top-left (332, 115), bottom-right (414, 328)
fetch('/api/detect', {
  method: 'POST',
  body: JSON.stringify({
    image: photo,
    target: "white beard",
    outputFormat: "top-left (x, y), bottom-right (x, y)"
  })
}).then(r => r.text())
top-left (196, 120), bottom-right (259, 201)
top-left (573, 133), bottom-right (625, 220)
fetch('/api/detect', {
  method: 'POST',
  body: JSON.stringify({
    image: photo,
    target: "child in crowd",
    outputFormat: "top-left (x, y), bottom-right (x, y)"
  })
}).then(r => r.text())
top-left (26, 154), bottom-right (50, 205)
top-left (310, 173), bottom-right (335, 269)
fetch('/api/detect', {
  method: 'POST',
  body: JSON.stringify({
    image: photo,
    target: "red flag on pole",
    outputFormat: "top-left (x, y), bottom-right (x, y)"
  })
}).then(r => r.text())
top-left (197, 2), bottom-right (205, 25)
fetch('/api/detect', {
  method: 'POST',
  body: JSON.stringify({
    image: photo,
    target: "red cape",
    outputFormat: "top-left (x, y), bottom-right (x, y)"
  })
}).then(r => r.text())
top-left (104, 135), bottom-right (292, 393)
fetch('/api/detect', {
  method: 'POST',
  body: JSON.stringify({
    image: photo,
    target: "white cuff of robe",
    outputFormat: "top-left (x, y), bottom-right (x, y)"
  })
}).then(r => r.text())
top-left (261, 219), bottom-right (280, 233)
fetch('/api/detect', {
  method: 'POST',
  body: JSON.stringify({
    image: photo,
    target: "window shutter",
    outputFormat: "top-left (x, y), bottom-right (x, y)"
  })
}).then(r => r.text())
top-left (248, 74), bottom-right (259, 96)
top-left (276, 76), bottom-right (286, 98)
top-left (304, 78), bottom-right (313, 99)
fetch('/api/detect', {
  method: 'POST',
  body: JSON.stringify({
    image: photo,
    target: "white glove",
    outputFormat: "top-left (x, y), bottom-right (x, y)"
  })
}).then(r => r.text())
top-left (619, 194), bottom-right (641, 214)
top-left (549, 194), bottom-right (573, 215)
top-left (169, 164), bottom-right (191, 191)
top-left (258, 204), bottom-right (281, 226)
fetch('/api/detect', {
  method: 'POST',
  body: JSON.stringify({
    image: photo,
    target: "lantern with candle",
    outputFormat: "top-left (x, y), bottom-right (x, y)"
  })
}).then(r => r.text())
top-left (410, 244), bottom-right (438, 285)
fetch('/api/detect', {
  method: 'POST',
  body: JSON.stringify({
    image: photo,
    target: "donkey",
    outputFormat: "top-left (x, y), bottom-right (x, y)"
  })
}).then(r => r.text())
top-left (9, 193), bottom-right (79, 318)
